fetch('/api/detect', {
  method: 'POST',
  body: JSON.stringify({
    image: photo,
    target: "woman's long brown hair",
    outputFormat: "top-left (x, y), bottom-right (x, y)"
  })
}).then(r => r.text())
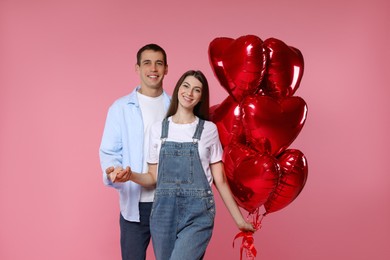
top-left (166, 70), bottom-right (210, 120)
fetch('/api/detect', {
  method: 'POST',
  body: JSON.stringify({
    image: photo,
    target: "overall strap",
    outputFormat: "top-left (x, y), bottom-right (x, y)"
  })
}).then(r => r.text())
top-left (192, 119), bottom-right (205, 141)
top-left (160, 118), bottom-right (169, 140)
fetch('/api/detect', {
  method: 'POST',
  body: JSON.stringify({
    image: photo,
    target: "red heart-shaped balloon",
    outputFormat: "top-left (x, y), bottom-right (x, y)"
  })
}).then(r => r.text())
top-left (223, 142), bottom-right (253, 179)
top-left (223, 143), bottom-right (280, 213)
top-left (208, 37), bottom-right (235, 96)
top-left (241, 95), bottom-right (308, 156)
top-left (209, 35), bottom-right (267, 102)
top-left (262, 38), bottom-right (304, 98)
top-left (209, 96), bottom-right (244, 148)
top-left (264, 149), bottom-right (308, 214)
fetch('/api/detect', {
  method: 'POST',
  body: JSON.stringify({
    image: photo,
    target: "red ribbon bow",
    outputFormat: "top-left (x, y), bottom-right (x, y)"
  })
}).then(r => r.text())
top-left (233, 209), bottom-right (264, 260)
top-left (233, 231), bottom-right (257, 260)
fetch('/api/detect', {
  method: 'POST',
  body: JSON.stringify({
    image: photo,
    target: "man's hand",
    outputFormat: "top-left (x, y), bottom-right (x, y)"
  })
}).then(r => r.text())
top-left (105, 166), bottom-right (131, 183)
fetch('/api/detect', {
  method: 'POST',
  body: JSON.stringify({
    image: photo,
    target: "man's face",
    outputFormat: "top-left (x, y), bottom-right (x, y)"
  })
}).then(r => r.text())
top-left (136, 50), bottom-right (168, 91)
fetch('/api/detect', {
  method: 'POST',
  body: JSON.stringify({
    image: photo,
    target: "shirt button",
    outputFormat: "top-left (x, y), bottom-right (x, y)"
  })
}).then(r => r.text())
top-left (210, 200), bottom-right (213, 203)
top-left (207, 190), bottom-right (211, 194)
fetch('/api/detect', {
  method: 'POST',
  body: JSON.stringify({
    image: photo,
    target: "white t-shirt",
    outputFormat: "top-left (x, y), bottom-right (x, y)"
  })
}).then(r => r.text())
top-left (147, 116), bottom-right (223, 186)
top-left (137, 91), bottom-right (166, 202)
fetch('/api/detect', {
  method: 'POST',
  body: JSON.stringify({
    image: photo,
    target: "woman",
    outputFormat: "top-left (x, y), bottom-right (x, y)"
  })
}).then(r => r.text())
top-left (114, 70), bottom-right (255, 260)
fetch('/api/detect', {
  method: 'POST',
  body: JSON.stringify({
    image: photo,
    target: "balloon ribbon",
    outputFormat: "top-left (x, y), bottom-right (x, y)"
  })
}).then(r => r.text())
top-left (233, 209), bottom-right (264, 260)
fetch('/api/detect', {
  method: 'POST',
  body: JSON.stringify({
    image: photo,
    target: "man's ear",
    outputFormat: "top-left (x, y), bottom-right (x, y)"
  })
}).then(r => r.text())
top-left (135, 64), bottom-right (140, 74)
top-left (164, 65), bottom-right (168, 75)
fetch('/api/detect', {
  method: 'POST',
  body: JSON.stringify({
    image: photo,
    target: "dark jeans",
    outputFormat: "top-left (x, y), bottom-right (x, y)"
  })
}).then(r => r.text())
top-left (120, 202), bottom-right (152, 260)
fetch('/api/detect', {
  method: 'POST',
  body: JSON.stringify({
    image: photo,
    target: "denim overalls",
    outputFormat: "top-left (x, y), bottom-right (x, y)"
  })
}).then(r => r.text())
top-left (150, 118), bottom-right (216, 260)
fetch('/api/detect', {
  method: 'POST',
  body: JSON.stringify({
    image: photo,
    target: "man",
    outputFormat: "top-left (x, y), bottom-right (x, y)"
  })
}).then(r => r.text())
top-left (99, 44), bottom-right (170, 260)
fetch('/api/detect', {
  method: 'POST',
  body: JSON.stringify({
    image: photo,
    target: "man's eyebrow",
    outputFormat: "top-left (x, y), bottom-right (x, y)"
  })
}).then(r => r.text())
top-left (142, 59), bottom-right (164, 64)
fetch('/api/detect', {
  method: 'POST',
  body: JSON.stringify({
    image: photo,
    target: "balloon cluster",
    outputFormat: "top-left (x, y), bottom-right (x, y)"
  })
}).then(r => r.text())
top-left (209, 35), bottom-right (308, 219)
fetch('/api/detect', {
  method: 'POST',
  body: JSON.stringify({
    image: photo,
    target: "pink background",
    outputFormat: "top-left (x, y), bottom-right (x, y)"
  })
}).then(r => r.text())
top-left (1, 0), bottom-right (389, 259)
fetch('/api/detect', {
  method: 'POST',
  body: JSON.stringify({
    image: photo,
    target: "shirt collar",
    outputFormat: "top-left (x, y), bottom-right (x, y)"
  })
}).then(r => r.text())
top-left (127, 86), bottom-right (141, 106)
top-left (127, 86), bottom-right (169, 106)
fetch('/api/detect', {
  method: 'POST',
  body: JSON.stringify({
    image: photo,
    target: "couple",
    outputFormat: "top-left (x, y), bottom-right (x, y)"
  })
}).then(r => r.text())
top-left (99, 43), bottom-right (255, 260)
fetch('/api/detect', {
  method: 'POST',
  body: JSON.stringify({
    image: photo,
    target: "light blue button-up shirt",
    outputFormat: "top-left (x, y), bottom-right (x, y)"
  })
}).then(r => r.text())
top-left (99, 86), bottom-right (171, 222)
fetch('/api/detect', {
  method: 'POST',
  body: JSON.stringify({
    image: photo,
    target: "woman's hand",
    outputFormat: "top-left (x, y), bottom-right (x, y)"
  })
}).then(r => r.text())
top-left (115, 166), bottom-right (131, 182)
top-left (105, 166), bottom-right (131, 182)
top-left (237, 220), bottom-right (256, 233)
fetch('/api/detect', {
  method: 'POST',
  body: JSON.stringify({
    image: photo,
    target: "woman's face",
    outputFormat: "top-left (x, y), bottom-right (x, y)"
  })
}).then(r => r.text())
top-left (177, 75), bottom-right (203, 111)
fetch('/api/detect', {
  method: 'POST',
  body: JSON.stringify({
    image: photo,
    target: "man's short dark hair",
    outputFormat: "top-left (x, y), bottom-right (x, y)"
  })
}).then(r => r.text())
top-left (136, 44), bottom-right (167, 65)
